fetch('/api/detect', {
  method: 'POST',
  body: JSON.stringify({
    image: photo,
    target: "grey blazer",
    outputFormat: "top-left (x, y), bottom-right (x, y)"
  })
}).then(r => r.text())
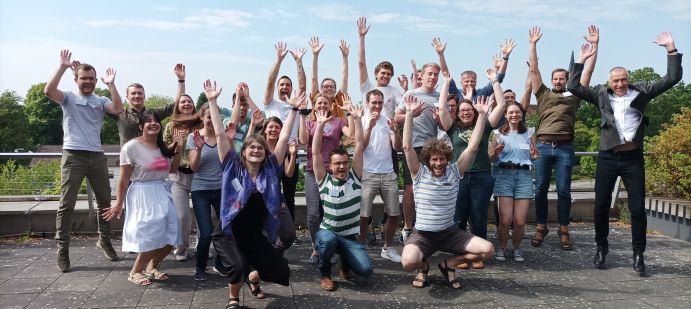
top-left (567, 54), bottom-right (683, 151)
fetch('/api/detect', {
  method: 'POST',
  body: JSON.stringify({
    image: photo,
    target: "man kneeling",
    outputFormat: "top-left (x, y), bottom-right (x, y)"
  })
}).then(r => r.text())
top-left (400, 93), bottom-right (494, 289)
top-left (312, 102), bottom-right (371, 291)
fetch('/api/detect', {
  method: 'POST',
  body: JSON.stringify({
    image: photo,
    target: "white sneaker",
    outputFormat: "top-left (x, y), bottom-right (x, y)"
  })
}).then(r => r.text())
top-left (513, 248), bottom-right (525, 262)
top-left (174, 248), bottom-right (188, 261)
top-left (380, 247), bottom-right (402, 263)
top-left (495, 248), bottom-right (507, 261)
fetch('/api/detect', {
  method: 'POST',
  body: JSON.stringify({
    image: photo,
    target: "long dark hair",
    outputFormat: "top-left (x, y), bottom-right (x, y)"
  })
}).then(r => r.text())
top-left (498, 103), bottom-right (528, 135)
top-left (139, 110), bottom-right (176, 158)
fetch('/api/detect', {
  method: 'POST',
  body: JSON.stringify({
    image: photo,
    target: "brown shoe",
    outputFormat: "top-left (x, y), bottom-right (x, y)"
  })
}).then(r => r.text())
top-left (471, 260), bottom-right (485, 269)
top-left (320, 276), bottom-right (335, 291)
top-left (558, 226), bottom-right (573, 251)
top-left (531, 227), bottom-right (549, 247)
top-left (455, 261), bottom-right (470, 270)
top-left (338, 267), bottom-right (351, 280)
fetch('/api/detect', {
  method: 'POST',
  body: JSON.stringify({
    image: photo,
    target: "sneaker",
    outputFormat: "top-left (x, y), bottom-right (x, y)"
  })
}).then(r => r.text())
top-left (174, 248), bottom-right (188, 262)
top-left (212, 266), bottom-right (229, 277)
top-left (57, 246), bottom-right (70, 272)
top-left (513, 248), bottom-right (525, 262)
top-left (380, 247), bottom-right (402, 263)
top-left (194, 267), bottom-right (208, 281)
top-left (320, 276), bottom-right (335, 291)
top-left (495, 248), bottom-right (507, 261)
top-left (96, 238), bottom-right (119, 261)
top-left (399, 228), bottom-right (413, 244)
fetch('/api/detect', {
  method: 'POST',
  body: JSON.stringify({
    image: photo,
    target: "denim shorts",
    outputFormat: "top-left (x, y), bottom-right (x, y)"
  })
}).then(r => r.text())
top-left (494, 168), bottom-right (534, 199)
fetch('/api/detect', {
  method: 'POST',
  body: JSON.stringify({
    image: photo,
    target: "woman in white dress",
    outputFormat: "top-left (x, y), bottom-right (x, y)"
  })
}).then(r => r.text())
top-left (104, 110), bottom-right (183, 286)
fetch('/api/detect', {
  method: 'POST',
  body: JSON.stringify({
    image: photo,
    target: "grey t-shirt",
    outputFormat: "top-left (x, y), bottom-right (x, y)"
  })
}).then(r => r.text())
top-left (396, 88), bottom-right (440, 147)
top-left (59, 90), bottom-right (112, 152)
top-left (186, 134), bottom-right (222, 191)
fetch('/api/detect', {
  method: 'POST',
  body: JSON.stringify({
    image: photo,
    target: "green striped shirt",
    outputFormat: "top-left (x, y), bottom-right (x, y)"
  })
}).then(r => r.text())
top-left (318, 169), bottom-right (362, 236)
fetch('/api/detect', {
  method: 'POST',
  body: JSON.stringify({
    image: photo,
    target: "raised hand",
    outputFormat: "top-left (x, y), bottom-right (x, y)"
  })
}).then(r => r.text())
top-left (341, 93), bottom-right (353, 112)
top-left (398, 75), bottom-right (409, 90)
top-left (192, 130), bottom-right (205, 149)
top-left (69, 60), bottom-right (81, 74)
top-left (309, 36), bottom-right (324, 54)
top-left (578, 43), bottom-right (597, 63)
top-left (101, 68), bottom-right (116, 85)
top-left (236, 82), bottom-right (249, 98)
top-left (463, 86), bottom-right (474, 101)
top-left (500, 38), bottom-right (517, 56)
top-left (404, 95), bottom-right (421, 113)
top-left (492, 53), bottom-right (502, 70)
top-left (339, 39), bottom-right (350, 57)
top-left (486, 68), bottom-right (497, 82)
top-left (288, 139), bottom-right (298, 155)
top-left (474, 95), bottom-right (491, 114)
top-left (441, 71), bottom-right (453, 84)
top-left (431, 37), bottom-right (447, 54)
top-left (203, 80), bottom-right (222, 101)
top-left (59, 49), bottom-right (72, 68)
top-left (290, 48), bottom-right (306, 61)
top-left (275, 41), bottom-right (289, 59)
top-left (431, 107), bottom-right (440, 122)
top-left (411, 59), bottom-right (417, 72)
top-left (357, 16), bottom-right (370, 37)
top-left (315, 109), bottom-right (333, 124)
top-left (583, 25), bottom-right (599, 45)
top-left (368, 112), bottom-right (380, 130)
top-left (224, 122), bottom-right (236, 140)
top-left (174, 63), bottom-right (186, 80)
top-left (286, 90), bottom-right (306, 109)
top-left (528, 26), bottom-right (542, 44)
top-left (250, 109), bottom-right (264, 126)
top-left (349, 105), bottom-right (364, 119)
top-left (654, 31), bottom-right (675, 50)
top-left (387, 118), bottom-right (398, 131)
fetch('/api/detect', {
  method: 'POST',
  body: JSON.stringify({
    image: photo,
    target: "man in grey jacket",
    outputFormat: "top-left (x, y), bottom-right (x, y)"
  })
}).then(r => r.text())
top-left (568, 31), bottom-right (682, 273)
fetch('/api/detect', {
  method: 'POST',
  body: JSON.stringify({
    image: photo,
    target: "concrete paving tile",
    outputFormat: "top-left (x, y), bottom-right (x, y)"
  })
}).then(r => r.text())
top-left (642, 277), bottom-right (691, 296)
top-left (550, 301), bottom-right (600, 309)
top-left (45, 273), bottom-right (106, 292)
top-left (343, 293), bottom-right (400, 308)
top-left (25, 290), bottom-right (91, 309)
top-left (244, 295), bottom-right (297, 309)
top-left (486, 285), bottom-right (547, 307)
top-left (135, 305), bottom-right (189, 309)
top-left (137, 287), bottom-right (194, 307)
top-left (531, 284), bottom-right (590, 305)
top-left (0, 265), bottom-right (23, 278)
top-left (292, 294), bottom-right (349, 308)
top-left (592, 298), bottom-right (656, 308)
top-left (0, 277), bottom-right (55, 294)
top-left (98, 272), bottom-right (152, 291)
top-left (641, 295), bottom-right (691, 309)
top-left (82, 288), bottom-right (146, 308)
top-left (192, 285), bottom-right (229, 304)
top-left (14, 264), bottom-right (66, 278)
top-left (0, 292), bottom-right (38, 308)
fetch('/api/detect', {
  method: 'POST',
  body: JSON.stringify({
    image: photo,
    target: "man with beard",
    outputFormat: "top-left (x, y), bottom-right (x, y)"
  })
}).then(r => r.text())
top-left (44, 49), bottom-right (125, 272)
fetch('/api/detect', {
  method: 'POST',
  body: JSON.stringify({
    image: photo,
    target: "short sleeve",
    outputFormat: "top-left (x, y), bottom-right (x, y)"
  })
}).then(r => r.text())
top-left (100, 96), bottom-right (112, 108)
top-left (534, 84), bottom-right (549, 102)
top-left (120, 142), bottom-right (133, 166)
top-left (360, 78), bottom-right (374, 95)
top-left (185, 133), bottom-right (196, 151)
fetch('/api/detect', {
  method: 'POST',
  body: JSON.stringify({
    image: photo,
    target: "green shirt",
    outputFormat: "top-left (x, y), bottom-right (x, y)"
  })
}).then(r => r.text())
top-left (446, 119), bottom-right (493, 172)
top-left (109, 103), bottom-right (175, 145)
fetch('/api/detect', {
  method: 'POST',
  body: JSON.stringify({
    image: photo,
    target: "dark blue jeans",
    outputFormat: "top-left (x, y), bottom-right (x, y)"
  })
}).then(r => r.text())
top-left (594, 149), bottom-right (646, 252)
top-left (454, 171), bottom-right (495, 239)
top-left (315, 229), bottom-right (373, 278)
top-left (534, 143), bottom-right (574, 226)
top-left (191, 189), bottom-right (224, 270)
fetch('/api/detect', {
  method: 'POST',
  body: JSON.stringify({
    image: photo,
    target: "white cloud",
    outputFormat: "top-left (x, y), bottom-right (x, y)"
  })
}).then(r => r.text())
top-left (85, 19), bottom-right (199, 31)
top-left (86, 9), bottom-right (253, 31)
top-left (256, 5), bottom-right (299, 20)
top-left (184, 9), bottom-right (253, 28)
top-left (306, 3), bottom-right (360, 21)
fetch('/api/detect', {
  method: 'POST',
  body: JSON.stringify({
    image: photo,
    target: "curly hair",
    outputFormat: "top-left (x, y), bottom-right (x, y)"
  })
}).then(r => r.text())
top-left (420, 139), bottom-right (452, 166)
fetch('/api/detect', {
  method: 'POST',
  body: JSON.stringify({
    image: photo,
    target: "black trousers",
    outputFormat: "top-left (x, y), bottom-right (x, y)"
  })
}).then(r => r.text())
top-left (212, 228), bottom-right (290, 286)
top-left (281, 161), bottom-right (299, 222)
top-left (594, 149), bottom-right (647, 252)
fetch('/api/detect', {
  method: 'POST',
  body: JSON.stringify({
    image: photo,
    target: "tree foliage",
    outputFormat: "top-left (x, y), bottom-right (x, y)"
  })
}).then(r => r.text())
top-left (196, 92), bottom-right (208, 110)
top-left (645, 107), bottom-right (691, 199)
top-left (0, 91), bottom-right (33, 151)
top-left (24, 83), bottom-right (63, 146)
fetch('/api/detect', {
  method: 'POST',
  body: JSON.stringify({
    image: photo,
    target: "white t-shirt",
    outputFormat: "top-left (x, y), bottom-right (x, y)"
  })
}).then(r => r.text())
top-left (59, 90), bottom-right (112, 152)
top-left (360, 78), bottom-right (402, 119)
top-left (362, 115), bottom-right (394, 173)
top-left (265, 98), bottom-right (298, 139)
top-left (120, 139), bottom-right (171, 181)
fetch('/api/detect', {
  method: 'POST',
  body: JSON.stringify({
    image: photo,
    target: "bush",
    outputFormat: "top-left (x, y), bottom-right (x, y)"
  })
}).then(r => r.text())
top-left (645, 107), bottom-right (691, 199)
top-left (0, 159), bottom-right (89, 196)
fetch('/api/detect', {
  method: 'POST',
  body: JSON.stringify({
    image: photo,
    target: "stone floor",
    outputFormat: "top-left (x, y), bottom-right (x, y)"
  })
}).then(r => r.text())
top-left (1, 223), bottom-right (689, 308)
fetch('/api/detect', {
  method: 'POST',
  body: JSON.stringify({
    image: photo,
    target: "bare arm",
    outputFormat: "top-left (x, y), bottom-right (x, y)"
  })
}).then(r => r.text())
top-left (174, 63), bottom-right (186, 104)
top-left (357, 16), bottom-right (370, 86)
top-left (488, 135), bottom-right (504, 162)
top-left (202, 80), bottom-right (229, 162)
top-left (580, 25), bottom-right (599, 87)
top-left (169, 142), bottom-right (183, 173)
top-left (349, 106), bottom-right (365, 178)
top-left (284, 141), bottom-right (297, 177)
top-left (520, 68), bottom-right (532, 112)
top-left (432, 37), bottom-right (449, 74)
top-left (309, 37), bottom-right (324, 97)
top-left (44, 49), bottom-right (71, 103)
top-left (339, 39), bottom-right (349, 94)
top-left (101, 68), bottom-right (124, 115)
top-left (438, 71), bottom-right (454, 131)
top-left (361, 112), bottom-right (378, 150)
top-left (389, 119), bottom-right (402, 151)
top-left (486, 68), bottom-right (507, 128)
top-left (292, 48), bottom-right (307, 93)
top-left (274, 91), bottom-right (304, 164)
top-left (402, 95), bottom-right (421, 179)
top-left (497, 38), bottom-right (516, 75)
top-left (456, 97), bottom-right (490, 174)
top-left (311, 110), bottom-right (331, 183)
top-left (264, 42), bottom-right (288, 105)
top-left (528, 26), bottom-right (544, 94)
top-left (102, 164), bottom-right (133, 221)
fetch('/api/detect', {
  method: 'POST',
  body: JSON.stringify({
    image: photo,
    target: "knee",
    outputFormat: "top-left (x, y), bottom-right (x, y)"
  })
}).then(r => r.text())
top-left (400, 249), bottom-right (420, 271)
top-left (315, 231), bottom-right (336, 248)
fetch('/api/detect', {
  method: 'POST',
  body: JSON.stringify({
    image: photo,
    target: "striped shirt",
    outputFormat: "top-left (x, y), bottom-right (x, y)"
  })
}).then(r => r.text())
top-left (318, 169), bottom-right (362, 236)
top-left (413, 164), bottom-right (462, 232)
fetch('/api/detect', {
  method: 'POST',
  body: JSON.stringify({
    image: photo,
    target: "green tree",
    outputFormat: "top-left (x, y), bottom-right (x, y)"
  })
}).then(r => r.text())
top-left (196, 92), bottom-right (208, 110)
top-left (0, 91), bottom-right (33, 151)
top-left (145, 95), bottom-right (173, 109)
top-left (24, 83), bottom-right (63, 146)
top-left (93, 88), bottom-right (120, 145)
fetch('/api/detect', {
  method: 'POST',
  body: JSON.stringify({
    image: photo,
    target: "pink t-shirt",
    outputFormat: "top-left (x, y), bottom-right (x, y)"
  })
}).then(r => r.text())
top-left (305, 117), bottom-right (346, 171)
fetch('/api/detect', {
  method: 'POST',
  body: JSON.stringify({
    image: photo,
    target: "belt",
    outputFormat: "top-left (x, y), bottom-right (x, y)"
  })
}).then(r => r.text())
top-left (178, 166), bottom-right (193, 174)
top-left (538, 139), bottom-right (572, 146)
top-left (498, 162), bottom-right (531, 170)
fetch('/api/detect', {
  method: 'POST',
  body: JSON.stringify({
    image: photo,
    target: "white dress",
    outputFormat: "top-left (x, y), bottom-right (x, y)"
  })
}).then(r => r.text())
top-left (120, 140), bottom-right (182, 252)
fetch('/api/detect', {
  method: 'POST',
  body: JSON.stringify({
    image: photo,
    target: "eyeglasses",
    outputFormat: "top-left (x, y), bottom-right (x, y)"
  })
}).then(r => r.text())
top-left (322, 84), bottom-right (336, 89)
top-left (247, 145), bottom-right (265, 151)
top-left (330, 161), bottom-right (349, 166)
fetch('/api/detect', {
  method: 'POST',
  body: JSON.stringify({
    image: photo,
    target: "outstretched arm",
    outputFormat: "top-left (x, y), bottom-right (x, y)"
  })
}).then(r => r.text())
top-left (520, 67), bottom-right (532, 112)
top-left (402, 95), bottom-right (422, 179)
top-left (309, 37), bottom-right (324, 97)
top-left (357, 16), bottom-right (370, 86)
top-left (44, 49), bottom-right (71, 103)
top-left (264, 42), bottom-right (289, 105)
top-left (456, 96), bottom-right (490, 174)
top-left (580, 25), bottom-right (599, 87)
top-left (497, 38), bottom-right (516, 76)
top-left (339, 39), bottom-right (350, 94)
top-left (438, 71), bottom-right (455, 131)
top-left (349, 106), bottom-right (365, 178)
top-left (643, 31), bottom-right (683, 96)
top-left (275, 91), bottom-right (305, 164)
top-left (202, 80), bottom-right (229, 162)
top-left (567, 43), bottom-right (598, 103)
top-left (174, 63), bottom-right (186, 104)
top-left (311, 109), bottom-right (332, 183)
top-left (284, 140), bottom-right (298, 177)
top-left (291, 48), bottom-right (307, 93)
top-left (432, 37), bottom-right (449, 73)
top-left (486, 68), bottom-right (507, 128)
top-left (101, 68), bottom-right (124, 115)
top-left (528, 26), bottom-right (544, 94)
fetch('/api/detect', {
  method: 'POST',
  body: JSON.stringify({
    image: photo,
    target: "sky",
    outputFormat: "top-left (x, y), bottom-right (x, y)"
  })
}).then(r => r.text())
top-left (1, 0), bottom-right (690, 107)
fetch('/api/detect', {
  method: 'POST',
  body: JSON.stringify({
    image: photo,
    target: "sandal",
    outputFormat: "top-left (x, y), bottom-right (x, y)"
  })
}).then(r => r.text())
top-left (437, 259), bottom-right (462, 289)
top-left (558, 228), bottom-right (573, 251)
top-left (412, 261), bottom-right (429, 288)
top-left (128, 272), bottom-right (152, 286)
top-left (225, 297), bottom-right (241, 309)
top-left (245, 279), bottom-right (265, 299)
top-left (531, 227), bottom-right (549, 247)
top-left (143, 269), bottom-right (169, 281)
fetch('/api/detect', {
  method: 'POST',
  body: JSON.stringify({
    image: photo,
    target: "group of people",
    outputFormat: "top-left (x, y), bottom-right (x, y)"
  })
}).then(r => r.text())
top-left (44, 16), bottom-right (682, 308)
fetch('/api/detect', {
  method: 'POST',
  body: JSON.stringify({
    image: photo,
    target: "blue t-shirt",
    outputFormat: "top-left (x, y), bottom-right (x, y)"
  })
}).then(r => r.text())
top-left (495, 127), bottom-right (535, 166)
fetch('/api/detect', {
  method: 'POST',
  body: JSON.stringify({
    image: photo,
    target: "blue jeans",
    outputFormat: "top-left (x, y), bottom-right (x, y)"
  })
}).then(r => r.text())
top-left (315, 229), bottom-right (373, 278)
top-left (454, 171), bottom-right (495, 239)
top-left (191, 189), bottom-right (224, 270)
top-left (534, 143), bottom-right (574, 226)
